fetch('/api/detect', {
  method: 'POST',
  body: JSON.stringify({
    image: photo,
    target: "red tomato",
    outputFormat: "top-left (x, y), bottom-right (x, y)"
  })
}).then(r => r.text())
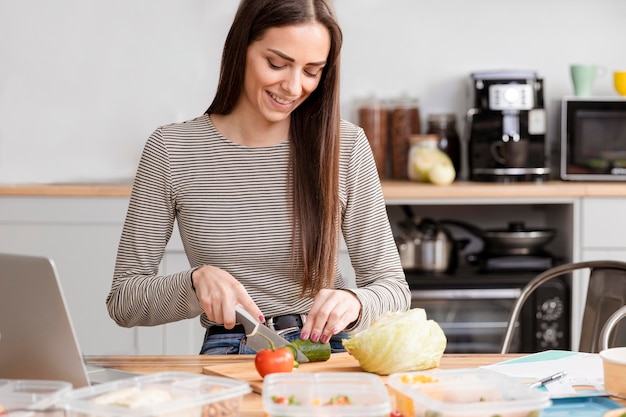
top-left (254, 346), bottom-right (295, 378)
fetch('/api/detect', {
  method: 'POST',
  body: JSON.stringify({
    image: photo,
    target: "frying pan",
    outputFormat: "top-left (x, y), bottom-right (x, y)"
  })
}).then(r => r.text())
top-left (440, 219), bottom-right (556, 256)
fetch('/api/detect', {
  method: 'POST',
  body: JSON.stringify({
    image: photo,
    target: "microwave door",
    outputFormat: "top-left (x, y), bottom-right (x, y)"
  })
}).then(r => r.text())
top-left (562, 98), bottom-right (626, 181)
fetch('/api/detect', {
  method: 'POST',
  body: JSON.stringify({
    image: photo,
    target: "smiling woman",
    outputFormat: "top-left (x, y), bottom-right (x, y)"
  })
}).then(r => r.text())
top-left (212, 22), bottom-right (331, 145)
top-left (106, 0), bottom-right (410, 356)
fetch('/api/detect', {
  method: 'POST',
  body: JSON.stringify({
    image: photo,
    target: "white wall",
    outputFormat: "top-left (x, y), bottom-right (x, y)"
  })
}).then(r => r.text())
top-left (1, 0), bottom-right (624, 183)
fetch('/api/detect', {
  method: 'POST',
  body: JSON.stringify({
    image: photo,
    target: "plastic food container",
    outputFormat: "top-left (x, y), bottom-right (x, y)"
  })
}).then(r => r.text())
top-left (388, 368), bottom-right (552, 417)
top-left (600, 346), bottom-right (626, 398)
top-left (0, 379), bottom-right (72, 417)
top-left (61, 372), bottom-right (251, 417)
top-left (263, 372), bottom-right (391, 417)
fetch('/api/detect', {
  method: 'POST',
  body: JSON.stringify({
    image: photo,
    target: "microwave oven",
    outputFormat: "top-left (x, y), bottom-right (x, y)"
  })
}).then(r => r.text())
top-left (561, 96), bottom-right (626, 181)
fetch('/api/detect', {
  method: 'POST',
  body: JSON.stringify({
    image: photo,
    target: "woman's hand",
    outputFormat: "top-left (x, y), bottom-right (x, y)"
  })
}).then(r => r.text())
top-left (300, 289), bottom-right (361, 343)
top-left (191, 265), bottom-right (263, 329)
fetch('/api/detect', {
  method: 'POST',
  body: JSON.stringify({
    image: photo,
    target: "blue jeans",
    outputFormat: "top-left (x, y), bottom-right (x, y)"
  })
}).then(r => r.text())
top-left (200, 328), bottom-right (349, 355)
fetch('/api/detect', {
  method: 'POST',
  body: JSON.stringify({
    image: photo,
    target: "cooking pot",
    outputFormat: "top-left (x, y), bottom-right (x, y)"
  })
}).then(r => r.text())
top-left (396, 211), bottom-right (463, 274)
top-left (440, 219), bottom-right (556, 256)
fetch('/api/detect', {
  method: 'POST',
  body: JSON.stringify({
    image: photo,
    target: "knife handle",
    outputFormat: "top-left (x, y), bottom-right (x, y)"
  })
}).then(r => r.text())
top-left (234, 304), bottom-right (260, 336)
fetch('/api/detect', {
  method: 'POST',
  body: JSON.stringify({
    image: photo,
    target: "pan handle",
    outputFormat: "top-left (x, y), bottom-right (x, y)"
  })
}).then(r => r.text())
top-left (438, 218), bottom-right (485, 240)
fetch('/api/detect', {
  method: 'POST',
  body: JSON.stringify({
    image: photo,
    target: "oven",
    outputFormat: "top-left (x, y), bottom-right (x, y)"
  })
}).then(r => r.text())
top-left (407, 269), bottom-right (570, 353)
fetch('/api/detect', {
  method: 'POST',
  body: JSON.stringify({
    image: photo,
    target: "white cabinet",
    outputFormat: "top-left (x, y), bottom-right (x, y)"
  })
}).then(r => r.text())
top-left (0, 196), bottom-right (205, 355)
top-left (581, 197), bottom-right (626, 258)
top-left (0, 196), bottom-right (134, 355)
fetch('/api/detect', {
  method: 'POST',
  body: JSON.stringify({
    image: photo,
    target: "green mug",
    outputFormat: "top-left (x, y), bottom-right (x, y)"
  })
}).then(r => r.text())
top-left (570, 64), bottom-right (606, 97)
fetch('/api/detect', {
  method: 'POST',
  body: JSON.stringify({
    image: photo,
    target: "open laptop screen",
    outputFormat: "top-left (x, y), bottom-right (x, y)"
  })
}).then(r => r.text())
top-left (0, 253), bottom-right (93, 388)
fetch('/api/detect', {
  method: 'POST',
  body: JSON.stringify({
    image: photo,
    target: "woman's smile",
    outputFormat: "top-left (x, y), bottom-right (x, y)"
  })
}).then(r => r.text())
top-left (267, 91), bottom-right (296, 107)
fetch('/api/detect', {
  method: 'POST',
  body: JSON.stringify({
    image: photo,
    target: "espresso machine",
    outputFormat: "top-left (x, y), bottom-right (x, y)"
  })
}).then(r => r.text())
top-left (465, 70), bottom-right (550, 182)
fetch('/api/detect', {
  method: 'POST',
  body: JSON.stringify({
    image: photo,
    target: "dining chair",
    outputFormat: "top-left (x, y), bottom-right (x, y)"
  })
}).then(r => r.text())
top-left (600, 305), bottom-right (626, 351)
top-left (501, 260), bottom-right (626, 354)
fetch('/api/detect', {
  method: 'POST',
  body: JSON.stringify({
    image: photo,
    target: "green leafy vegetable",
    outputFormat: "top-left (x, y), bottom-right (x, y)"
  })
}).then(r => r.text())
top-left (342, 308), bottom-right (446, 375)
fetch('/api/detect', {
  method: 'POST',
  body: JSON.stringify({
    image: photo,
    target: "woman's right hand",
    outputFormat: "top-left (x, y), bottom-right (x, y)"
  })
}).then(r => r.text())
top-left (191, 265), bottom-right (263, 329)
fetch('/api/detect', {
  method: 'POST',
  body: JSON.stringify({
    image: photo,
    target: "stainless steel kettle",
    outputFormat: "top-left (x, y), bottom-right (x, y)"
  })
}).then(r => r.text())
top-left (396, 213), bottom-right (458, 274)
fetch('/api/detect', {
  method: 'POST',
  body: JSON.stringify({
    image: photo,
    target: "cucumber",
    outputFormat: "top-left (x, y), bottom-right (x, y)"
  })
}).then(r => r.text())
top-left (289, 339), bottom-right (331, 362)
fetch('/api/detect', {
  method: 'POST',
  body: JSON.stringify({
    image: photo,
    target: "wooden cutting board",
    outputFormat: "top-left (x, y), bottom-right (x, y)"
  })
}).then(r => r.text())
top-left (203, 352), bottom-right (381, 393)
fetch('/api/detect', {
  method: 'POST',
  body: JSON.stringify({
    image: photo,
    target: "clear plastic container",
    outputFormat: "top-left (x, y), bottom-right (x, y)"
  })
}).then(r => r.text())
top-left (388, 368), bottom-right (552, 417)
top-left (0, 379), bottom-right (72, 417)
top-left (61, 372), bottom-right (251, 417)
top-left (263, 372), bottom-right (391, 417)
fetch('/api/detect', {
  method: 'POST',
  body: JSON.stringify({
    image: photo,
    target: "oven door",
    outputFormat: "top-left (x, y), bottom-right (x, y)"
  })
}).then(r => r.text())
top-left (411, 288), bottom-right (522, 353)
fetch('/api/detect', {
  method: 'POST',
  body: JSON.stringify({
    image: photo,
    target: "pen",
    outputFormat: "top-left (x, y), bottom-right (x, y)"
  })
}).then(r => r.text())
top-left (530, 371), bottom-right (568, 389)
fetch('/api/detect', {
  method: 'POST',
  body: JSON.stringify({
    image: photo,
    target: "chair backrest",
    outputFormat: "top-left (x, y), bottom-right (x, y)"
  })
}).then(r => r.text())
top-left (600, 305), bottom-right (626, 352)
top-left (580, 265), bottom-right (626, 352)
top-left (501, 260), bottom-right (626, 354)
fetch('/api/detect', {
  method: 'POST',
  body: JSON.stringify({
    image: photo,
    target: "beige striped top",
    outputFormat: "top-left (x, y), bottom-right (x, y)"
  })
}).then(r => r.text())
top-left (106, 114), bottom-right (410, 334)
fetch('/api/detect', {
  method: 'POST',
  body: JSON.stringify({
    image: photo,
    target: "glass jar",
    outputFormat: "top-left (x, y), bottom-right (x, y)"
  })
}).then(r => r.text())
top-left (426, 113), bottom-right (461, 174)
top-left (358, 99), bottom-right (388, 178)
top-left (407, 134), bottom-right (439, 181)
top-left (389, 98), bottom-right (420, 180)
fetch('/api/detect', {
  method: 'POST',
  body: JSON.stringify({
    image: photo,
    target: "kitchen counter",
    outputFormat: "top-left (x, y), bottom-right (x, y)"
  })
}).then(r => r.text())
top-left (84, 353), bottom-right (626, 416)
top-left (0, 183), bottom-right (132, 197)
top-left (2, 180), bottom-right (626, 198)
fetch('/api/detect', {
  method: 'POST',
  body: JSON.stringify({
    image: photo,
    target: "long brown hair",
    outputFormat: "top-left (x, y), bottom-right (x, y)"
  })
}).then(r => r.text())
top-left (207, 0), bottom-right (343, 296)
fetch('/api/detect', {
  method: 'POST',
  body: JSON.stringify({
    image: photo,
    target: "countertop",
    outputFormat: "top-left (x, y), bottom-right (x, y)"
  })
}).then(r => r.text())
top-left (84, 353), bottom-right (626, 417)
top-left (2, 180), bottom-right (626, 199)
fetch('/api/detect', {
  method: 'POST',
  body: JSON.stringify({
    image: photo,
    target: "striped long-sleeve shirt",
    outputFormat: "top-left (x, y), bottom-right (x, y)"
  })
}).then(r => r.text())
top-left (106, 114), bottom-right (410, 334)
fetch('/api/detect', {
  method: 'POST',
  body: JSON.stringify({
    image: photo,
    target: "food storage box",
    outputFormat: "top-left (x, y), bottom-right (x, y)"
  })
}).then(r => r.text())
top-left (61, 372), bottom-right (251, 417)
top-left (263, 372), bottom-right (391, 417)
top-left (0, 379), bottom-right (72, 417)
top-left (388, 368), bottom-right (552, 417)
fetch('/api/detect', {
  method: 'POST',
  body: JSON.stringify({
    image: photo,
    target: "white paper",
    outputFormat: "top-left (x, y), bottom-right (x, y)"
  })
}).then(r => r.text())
top-left (482, 350), bottom-right (606, 398)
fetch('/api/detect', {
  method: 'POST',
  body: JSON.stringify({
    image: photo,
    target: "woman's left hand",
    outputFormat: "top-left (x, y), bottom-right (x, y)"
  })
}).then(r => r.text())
top-left (300, 289), bottom-right (361, 344)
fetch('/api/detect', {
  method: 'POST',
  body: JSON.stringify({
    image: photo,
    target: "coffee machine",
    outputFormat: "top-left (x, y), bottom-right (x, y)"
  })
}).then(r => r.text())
top-left (465, 70), bottom-right (550, 182)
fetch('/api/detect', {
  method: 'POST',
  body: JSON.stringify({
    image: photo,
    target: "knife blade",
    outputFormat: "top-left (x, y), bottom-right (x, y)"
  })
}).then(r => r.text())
top-left (234, 305), bottom-right (309, 363)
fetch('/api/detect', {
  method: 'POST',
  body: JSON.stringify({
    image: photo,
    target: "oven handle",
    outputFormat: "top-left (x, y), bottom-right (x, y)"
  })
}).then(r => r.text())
top-left (411, 288), bottom-right (521, 300)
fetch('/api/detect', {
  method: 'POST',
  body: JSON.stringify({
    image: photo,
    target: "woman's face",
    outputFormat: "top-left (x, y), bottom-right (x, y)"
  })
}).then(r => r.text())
top-left (239, 22), bottom-right (331, 125)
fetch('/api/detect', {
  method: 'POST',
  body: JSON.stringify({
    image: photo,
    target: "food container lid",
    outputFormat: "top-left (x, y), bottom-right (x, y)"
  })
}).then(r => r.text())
top-left (61, 372), bottom-right (251, 417)
top-left (263, 372), bottom-right (391, 417)
top-left (0, 379), bottom-right (73, 411)
top-left (388, 368), bottom-right (552, 416)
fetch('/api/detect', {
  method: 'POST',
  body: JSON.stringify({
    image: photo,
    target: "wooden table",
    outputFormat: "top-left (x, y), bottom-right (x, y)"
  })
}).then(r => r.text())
top-left (85, 354), bottom-right (626, 416)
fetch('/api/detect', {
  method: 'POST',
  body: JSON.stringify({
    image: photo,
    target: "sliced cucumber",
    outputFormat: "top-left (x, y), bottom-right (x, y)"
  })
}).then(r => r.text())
top-left (290, 339), bottom-right (331, 362)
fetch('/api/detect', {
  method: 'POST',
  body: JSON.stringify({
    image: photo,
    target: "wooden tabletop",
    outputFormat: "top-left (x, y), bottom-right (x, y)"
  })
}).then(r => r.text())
top-left (3, 180), bottom-right (626, 199)
top-left (84, 354), bottom-right (626, 416)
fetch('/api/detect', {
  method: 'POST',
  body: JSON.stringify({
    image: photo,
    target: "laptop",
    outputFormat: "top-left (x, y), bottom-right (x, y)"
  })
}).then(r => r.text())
top-left (0, 252), bottom-right (137, 387)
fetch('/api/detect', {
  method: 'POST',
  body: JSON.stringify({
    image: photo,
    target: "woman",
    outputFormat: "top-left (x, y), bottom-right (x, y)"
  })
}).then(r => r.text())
top-left (106, 0), bottom-right (410, 354)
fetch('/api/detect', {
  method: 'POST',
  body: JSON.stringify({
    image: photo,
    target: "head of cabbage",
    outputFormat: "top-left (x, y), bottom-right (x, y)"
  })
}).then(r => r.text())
top-left (342, 308), bottom-right (446, 375)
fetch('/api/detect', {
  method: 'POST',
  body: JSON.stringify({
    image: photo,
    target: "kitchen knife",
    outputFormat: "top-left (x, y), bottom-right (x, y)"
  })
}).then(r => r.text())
top-left (234, 305), bottom-right (309, 363)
